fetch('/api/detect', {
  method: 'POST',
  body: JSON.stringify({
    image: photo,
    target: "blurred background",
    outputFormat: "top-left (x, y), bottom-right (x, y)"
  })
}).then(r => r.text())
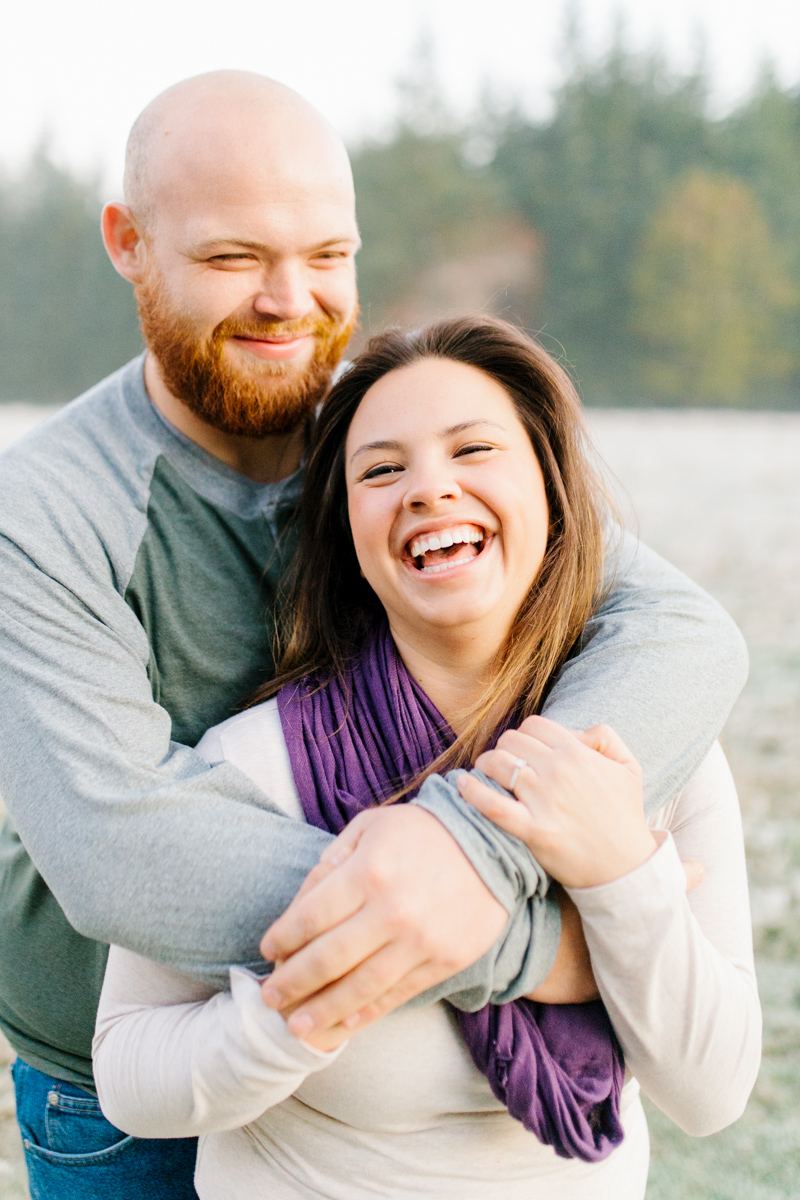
top-left (1, 1), bottom-right (799, 1196)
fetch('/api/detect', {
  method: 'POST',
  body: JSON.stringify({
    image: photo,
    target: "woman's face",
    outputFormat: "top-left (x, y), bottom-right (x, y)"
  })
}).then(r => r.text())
top-left (344, 356), bottom-right (550, 652)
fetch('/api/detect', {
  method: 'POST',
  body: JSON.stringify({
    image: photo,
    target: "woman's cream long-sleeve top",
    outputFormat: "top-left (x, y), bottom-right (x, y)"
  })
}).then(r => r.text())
top-left (93, 700), bottom-right (762, 1200)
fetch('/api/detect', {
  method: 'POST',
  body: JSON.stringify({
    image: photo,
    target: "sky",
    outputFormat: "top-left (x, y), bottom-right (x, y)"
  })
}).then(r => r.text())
top-left (3, 0), bottom-right (800, 192)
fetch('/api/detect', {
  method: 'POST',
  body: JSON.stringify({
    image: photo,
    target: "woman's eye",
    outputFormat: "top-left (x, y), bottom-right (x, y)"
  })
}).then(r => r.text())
top-left (363, 463), bottom-right (403, 481)
top-left (455, 442), bottom-right (495, 458)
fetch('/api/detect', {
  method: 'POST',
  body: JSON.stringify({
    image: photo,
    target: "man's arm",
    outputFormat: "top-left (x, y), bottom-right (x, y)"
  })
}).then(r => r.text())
top-left (0, 532), bottom-right (519, 995)
top-left (539, 532), bottom-right (748, 815)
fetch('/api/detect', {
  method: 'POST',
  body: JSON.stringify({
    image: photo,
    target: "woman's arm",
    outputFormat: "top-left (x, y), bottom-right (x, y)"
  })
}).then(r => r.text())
top-left (93, 946), bottom-right (346, 1138)
top-left (566, 743), bottom-right (761, 1135)
top-left (458, 726), bottom-right (761, 1135)
top-left (524, 887), bottom-right (599, 1004)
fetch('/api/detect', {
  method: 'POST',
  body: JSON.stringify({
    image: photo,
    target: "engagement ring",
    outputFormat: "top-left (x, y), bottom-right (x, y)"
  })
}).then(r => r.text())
top-left (508, 757), bottom-right (526, 792)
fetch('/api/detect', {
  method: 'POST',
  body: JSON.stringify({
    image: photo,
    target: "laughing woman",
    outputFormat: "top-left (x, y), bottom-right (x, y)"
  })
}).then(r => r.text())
top-left (93, 317), bottom-right (761, 1200)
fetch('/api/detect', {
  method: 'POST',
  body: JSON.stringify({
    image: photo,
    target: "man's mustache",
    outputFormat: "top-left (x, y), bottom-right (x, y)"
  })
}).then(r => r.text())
top-left (213, 316), bottom-right (335, 342)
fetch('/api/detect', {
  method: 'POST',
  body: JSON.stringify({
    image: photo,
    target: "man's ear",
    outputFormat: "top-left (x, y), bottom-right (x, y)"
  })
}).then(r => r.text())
top-left (101, 202), bottom-right (147, 284)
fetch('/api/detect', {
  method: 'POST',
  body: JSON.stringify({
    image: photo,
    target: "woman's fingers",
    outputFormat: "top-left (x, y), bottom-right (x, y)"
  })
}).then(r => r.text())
top-left (573, 723), bottom-right (640, 770)
top-left (351, 961), bottom-right (458, 1027)
top-left (456, 771), bottom-right (534, 842)
top-left (468, 718), bottom-right (654, 889)
top-left (515, 714), bottom-right (581, 749)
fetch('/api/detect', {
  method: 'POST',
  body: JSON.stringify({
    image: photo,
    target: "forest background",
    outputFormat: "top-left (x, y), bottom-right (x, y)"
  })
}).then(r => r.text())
top-left (3, 30), bottom-right (800, 408)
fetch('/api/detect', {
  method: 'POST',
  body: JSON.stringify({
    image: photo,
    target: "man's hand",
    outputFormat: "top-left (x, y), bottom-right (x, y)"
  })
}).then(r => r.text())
top-left (259, 805), bottom-right (508, 1040)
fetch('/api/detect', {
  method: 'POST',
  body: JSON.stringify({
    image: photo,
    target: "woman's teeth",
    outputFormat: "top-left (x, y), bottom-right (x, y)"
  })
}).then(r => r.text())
top-left (408, 525), bottom-right (483, 559)
top-left (407, 524), bottom-right (486, 573)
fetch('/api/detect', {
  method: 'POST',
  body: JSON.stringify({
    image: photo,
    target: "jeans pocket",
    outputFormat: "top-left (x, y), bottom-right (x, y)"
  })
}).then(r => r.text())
top-left (19, 1120), bottom-right (137, 1167)
top-left (12, 1061), bottom-right (199, 1199)
top-left (42, 1088), bottom-right (135, 1159)
top-left (11, 1062), bottom-right (135, 1166)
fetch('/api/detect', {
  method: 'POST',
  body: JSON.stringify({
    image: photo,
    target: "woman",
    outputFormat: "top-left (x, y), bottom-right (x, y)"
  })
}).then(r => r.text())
top-left (93, 317), bottom-right (761, 1199)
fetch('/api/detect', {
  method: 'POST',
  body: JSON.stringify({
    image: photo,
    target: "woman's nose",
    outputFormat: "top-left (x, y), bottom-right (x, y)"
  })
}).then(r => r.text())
top-left (402, 467), bottom-right (462, 511)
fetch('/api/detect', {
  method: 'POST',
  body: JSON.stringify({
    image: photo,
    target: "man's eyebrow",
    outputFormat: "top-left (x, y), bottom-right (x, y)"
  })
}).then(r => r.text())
top-left (349, 421), bottom-right (507, 463)
top-left (194, 235), bottom-right (361, 254)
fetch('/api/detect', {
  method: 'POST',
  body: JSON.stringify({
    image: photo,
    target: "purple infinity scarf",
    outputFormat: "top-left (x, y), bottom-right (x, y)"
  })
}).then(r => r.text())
top-left (277, 622), bottom-right (625, 1162)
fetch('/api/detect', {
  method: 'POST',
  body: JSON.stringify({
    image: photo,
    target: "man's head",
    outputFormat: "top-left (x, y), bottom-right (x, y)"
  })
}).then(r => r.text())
top-left (103, 71), bottom-right (360, 437)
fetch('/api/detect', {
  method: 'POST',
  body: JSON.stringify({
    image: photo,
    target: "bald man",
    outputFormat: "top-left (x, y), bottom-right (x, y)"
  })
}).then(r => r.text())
top-left (0, 72), bottom-right (745, 1199)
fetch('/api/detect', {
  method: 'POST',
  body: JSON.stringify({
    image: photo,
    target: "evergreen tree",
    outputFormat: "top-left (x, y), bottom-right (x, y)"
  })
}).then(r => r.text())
top-left (631, 170), bottom-right (797, 403)
top-left (350, 42), bottom-right (518, 341)
top-left (492, 35), bottom-right (712, 398)
top-left (0, 147), bottom-right (141, 401)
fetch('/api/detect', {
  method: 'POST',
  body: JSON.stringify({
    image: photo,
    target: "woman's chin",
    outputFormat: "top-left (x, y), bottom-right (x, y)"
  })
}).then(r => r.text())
top-left (395, 588), bottom-right (505, 636)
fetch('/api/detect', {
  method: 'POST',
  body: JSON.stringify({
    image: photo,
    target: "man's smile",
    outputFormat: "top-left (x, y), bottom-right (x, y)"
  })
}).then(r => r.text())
top-left (232, 334), bottom-right (312, 361)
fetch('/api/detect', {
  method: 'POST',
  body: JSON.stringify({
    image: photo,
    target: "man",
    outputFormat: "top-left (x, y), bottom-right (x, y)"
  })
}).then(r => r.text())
top-left (0, 72), bottom-right (746, 1199)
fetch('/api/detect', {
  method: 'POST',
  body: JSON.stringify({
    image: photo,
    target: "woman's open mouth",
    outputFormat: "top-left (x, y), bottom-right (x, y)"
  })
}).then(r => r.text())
top-left (404, 523), bottom-right (489, 575)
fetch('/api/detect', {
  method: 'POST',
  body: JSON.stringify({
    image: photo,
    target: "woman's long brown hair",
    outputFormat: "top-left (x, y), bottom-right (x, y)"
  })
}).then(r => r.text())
top-left (251, 315), bottom-right (611, 789)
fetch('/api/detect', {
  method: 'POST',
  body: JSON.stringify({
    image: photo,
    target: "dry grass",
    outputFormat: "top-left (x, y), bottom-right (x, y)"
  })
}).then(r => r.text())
top-left (588, 410), bottom-right (800, 1198)
top-left (1, 406), bottom-right (798, 1197)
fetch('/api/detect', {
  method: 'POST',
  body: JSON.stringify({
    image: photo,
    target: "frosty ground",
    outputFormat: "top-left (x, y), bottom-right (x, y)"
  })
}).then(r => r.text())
top-left (1, 405), bottom-right (798, 1198)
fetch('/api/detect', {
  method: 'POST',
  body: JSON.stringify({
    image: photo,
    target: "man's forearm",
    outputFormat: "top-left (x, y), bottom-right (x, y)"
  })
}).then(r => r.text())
top-left (413, 772), bottom-right (562, 1007)
top-left (542, 532), bottom-right (747, 815)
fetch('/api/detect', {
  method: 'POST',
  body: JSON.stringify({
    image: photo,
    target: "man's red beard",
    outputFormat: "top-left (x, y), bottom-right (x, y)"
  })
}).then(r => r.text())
top-left (135, 270), bottom-right (356, 437)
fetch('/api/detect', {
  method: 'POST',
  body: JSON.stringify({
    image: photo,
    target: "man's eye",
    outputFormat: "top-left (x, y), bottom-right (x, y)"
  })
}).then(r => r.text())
top-left (363, 463), bottom-right (403, 480)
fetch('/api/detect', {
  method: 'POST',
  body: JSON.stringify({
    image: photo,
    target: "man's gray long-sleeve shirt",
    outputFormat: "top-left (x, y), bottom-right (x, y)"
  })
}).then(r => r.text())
top-left (0, 356), bottom-right (748, 1088)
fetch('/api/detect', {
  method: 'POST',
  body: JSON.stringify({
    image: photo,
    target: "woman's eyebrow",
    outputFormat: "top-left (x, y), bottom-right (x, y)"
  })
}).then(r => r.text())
top-left (349, 421), bottom-right (507, 464)
top-left (349, 439), bottom-right (403, 462)
top-left (443, 420), bottom-right (507, 436)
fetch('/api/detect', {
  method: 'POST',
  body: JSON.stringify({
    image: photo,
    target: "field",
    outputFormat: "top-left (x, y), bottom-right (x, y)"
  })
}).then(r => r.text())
top-left (0, 405), bottom-right (799, 1197)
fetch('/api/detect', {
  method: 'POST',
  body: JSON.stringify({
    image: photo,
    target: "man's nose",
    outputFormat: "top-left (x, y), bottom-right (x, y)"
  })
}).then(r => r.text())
top-left (252, 261), bottom-right (314, 323)
top-left (403, 466), bottom-right (462, 510)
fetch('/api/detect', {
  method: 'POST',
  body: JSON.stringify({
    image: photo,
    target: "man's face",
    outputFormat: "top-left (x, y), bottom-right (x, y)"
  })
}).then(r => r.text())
top-left (134, 153), bottom-right (360, 437)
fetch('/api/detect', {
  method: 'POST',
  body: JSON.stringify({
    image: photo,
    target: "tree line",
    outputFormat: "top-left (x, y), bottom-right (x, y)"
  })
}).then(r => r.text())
top-left (2, 37), bottom-right (800, 405)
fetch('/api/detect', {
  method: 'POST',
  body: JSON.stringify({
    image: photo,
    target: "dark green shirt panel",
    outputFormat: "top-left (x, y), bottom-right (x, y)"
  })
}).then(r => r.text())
top-left (0, 817), bottom-right (109, 1089)
top-left (124, 457), bottom-right (298, 747)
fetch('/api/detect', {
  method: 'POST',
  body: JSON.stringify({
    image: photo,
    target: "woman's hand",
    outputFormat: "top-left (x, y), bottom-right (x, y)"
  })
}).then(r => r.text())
top-left (456, 716), bottom-right (658, 890)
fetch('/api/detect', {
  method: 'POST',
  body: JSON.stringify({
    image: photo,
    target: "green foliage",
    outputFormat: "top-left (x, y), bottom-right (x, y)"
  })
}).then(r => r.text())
top-left (353, 129), bottom-right (510, 331)
top-left (490, 40), bottom-right (713, 394)
top-left (631, 171), bottom-right (796, 403)
top-left (0, 147), bottom-right (141, 401)
top-left (351, 37), bottom-right (800, 406)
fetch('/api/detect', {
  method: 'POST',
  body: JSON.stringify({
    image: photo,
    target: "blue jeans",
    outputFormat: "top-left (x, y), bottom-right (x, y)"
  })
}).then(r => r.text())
top-left (12, 1058), bottom-right (199, 1200)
